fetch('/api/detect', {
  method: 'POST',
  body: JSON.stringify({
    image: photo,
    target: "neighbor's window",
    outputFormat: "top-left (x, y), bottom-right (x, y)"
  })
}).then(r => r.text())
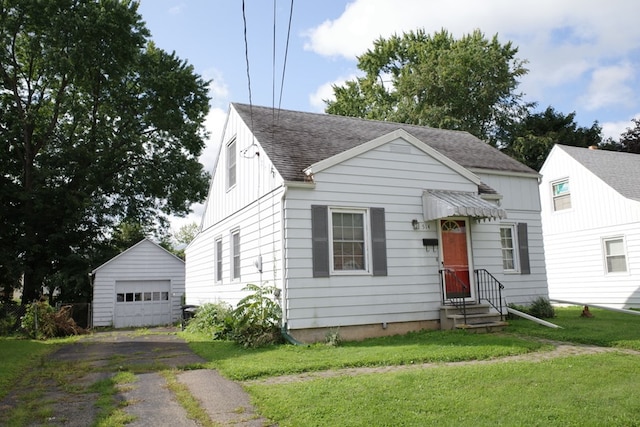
top-left (500, 225), bottom-right (517, 271)
top-left (231, 230), bottom-right (240, 279)
top-left (603, 237), bottom-right (627, 273)
top-left (215, 238), bottom-right (223, 282)
top-left (552, 179), bottom-right (571, 211)
top-left (330, 209), bottom-right (367, 272)
top-left (226, 139), bottom-right (236, 189)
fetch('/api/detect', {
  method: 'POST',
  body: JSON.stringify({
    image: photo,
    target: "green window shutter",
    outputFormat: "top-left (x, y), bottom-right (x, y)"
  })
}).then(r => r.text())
top-left (311, 205), bottom-right (329, 277)
top-left (517, 222), bottom-right (530, 275)
top-left (370, 208), bottom-right (388, 276)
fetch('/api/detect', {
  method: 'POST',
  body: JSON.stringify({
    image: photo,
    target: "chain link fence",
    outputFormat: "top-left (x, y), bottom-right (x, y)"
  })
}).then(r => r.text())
top-left (0, 304), bottom-right (27, 335)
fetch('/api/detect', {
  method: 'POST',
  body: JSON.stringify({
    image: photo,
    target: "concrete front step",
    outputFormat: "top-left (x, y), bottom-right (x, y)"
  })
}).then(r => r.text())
top-left (440, 303), bottom-right (505, 331)
top-left (455, 321), bottom-right (509, 333)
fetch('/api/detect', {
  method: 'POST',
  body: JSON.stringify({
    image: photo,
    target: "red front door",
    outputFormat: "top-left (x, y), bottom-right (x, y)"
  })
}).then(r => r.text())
top-left (441, 219), bottom-right (472, 299)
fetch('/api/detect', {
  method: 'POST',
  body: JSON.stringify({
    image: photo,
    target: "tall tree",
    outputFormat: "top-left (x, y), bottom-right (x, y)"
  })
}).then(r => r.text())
top-left (618, 118), bottom-right (640, 154)
top-left (326, 29), bottom-right (531, 145)
top-left (0, 0), bottom-right (210, 303)
top-left (501, 107), bottom-right (602, 170)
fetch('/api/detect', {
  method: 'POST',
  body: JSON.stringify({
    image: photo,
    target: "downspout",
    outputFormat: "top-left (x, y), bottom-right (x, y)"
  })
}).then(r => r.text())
top-left (279, 184), bottom-right (305, 346)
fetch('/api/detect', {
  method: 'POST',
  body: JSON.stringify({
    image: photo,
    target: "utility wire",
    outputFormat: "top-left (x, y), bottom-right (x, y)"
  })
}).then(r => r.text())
top-left (277, 0), bottom-right (294, 116)
top-left (241, 0), bottom-right (254, 131)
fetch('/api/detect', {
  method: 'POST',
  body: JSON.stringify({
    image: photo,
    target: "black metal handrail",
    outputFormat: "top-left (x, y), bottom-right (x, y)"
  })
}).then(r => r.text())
top-left (474, 269), bottom-right (505, 317)
top-left (439, 268), bottom-right (506, 323)
top-left (439, 268), bottom-right (471, 324)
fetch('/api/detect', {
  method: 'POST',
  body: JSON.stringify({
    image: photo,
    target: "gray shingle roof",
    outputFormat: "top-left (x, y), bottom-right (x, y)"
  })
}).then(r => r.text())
top-left (232, 103), bottom-right (536, 182)
top-left (558, 145), bottom-right (640, 202)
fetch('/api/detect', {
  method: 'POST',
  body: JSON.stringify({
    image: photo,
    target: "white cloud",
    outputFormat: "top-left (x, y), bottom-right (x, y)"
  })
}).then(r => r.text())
top-left (602, 113), bottom-right (640, 141)
top-left (303, 0), bottom-right (640, 115)
top-left (580, 63), bottom-right (636, 111)
top-left (309, 73), bottom-right (360, 112)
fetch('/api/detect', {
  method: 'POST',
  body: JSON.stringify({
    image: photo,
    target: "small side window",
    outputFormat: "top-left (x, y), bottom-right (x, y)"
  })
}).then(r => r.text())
top-left (552, 179), bottom-right (571, 211)
top-left (603, 237), bottom-right (627, 273)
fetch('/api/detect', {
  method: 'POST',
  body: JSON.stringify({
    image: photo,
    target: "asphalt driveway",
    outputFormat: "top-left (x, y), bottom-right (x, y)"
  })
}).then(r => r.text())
top-left (1, 327), bottom-right (269, 426)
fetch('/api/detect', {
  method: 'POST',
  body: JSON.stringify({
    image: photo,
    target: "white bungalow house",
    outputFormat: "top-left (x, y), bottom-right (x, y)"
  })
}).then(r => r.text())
top-left (540, 144), bottom-right (640, 308)
top-left (185, 103), bottom-right (549, 342)
top-left (92, 238), bottom-right (185, 328)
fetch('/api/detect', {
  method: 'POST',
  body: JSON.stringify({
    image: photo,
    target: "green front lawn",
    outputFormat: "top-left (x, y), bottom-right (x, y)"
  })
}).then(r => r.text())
top-left (184, 329), bottom-right (547, 380)
top-left (506, 306), bottom-right (640, 349)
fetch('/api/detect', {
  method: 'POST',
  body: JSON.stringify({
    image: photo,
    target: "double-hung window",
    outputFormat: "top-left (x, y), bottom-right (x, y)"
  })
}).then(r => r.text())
top-left (552, 178), bottom-right (571, 211)
top-left (500, 225), bottom-right (517, 271)
top-left (215, 238), bottom-right (223, 282)
top-left (311, 205), bottom-right (387, 277)
top-left (499, 223), bottom-right (530, 274)
top-left (603, 237), bottom-right (627, 273)
top-left (226, 139), bottom-right (236, 190)
top-left (231, 230), bottom-right (240, 280)
top-left (331, 209), bottom-right (367, 272)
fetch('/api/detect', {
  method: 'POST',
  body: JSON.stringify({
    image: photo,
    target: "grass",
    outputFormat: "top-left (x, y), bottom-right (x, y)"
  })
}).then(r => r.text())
top-left (183, 329), bottom-right (548, 380)
top-left (90, 372), bottom-right (137, 427)
top-left (161, 370), bottom-right (217, 427)
top-left (507, 306), bottom-right (640, 349)
top-left (247, 352), bottom-right (640, 426)
top-left (0, 337), bottom-right (73, 400)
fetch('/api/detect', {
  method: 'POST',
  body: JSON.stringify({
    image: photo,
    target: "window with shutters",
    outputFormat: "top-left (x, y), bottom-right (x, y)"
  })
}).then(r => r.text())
top-left (499, 223), bottom-right (530, 274)
top-left (312, 205), bottom-right (387, 277)
top-left (331, 209), bottom-right (367, 273)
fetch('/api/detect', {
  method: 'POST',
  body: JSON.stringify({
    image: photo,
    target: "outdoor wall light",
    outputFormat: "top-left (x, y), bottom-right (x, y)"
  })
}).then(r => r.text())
top-left (411, 219), bottom-right (419, 230)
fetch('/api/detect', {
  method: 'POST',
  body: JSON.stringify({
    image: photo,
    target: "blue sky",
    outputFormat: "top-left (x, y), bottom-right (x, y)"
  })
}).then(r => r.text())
top-left (137, 0), bottom-right (640, 228)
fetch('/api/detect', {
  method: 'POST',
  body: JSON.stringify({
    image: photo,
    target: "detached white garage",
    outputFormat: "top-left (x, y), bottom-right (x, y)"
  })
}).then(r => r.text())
top-left (91, 238), bottom-right (185, 328)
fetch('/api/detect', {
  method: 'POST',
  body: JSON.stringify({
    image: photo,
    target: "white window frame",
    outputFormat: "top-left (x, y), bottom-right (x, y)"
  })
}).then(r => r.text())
top-left (551, 178), bottom-right (571, 211)
top-left (329, 207), bottom-right (371, 275)
top-left (231, 229), bottom-right (240, 280)
top-left (215, 237), bottom-right (223, 282)
top-left (602, 236), bottom-right (628, 274)
top-left (226, 139), bottom-right (237, 190)
top-left (499, 224), bottom-right (519, 273)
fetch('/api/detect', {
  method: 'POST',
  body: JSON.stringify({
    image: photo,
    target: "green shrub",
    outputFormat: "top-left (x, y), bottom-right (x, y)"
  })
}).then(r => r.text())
top-left (0, 314), bottom-right (16, 336)
top-left (229, 283), bottom-right (284, 348)
top-left (529, 296), bottom-right (555, 319)
top-left (508, 297), bottom-right (555, 320)
top-left (21, 301), bottom-right (56, 339)
top-left (184, 302), bottom-right (232, 337)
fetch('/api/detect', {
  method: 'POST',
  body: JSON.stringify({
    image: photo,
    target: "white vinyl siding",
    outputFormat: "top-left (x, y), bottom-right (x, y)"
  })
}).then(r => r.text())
top-left (541, 145), bottom-right (640, 308)
top-left (603, 237), bottom-right (627, 273)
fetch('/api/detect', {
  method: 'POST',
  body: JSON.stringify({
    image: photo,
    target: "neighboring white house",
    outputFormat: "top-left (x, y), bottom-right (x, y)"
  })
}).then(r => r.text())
top-left (540, 144), bottom-right (640, 308)
top-left (92, 238), bottom-right (185, 328)
top-left (185, 103), bottom-right (549, 342)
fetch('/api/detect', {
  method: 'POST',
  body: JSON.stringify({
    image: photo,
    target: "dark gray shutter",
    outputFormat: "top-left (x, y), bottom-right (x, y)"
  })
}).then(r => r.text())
top-left (370, 208), bottom-right (388, 276)
top-left (517, 222), bottom-right (530, 275)
top-left (311, 205), bottom-right (330, 277)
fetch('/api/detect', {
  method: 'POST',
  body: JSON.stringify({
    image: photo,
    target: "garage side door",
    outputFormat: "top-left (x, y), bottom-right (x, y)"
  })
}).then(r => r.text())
top-left (114, 280), bottom-right (171, 328)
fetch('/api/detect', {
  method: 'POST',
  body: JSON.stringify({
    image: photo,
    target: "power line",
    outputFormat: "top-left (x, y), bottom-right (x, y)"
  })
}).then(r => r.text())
top-left (241, 0), bottom-right (254, 131)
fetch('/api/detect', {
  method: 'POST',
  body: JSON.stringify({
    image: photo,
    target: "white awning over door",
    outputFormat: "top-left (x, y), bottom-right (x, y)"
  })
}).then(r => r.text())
top-left (422, 190), bottom-right (507, 221)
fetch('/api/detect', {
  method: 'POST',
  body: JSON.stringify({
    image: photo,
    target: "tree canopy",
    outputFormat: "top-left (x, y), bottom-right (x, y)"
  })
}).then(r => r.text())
top-left (325, 29), bottom-right (531, 145)
top-left (500, 107), bottom-right (603, 170)
top-left (0, 0), bottom-right (211, 303)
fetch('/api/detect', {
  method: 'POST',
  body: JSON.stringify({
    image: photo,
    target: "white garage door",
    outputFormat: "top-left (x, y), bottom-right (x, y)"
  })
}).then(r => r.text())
top-left (114, 280), bottom-right (172, 328)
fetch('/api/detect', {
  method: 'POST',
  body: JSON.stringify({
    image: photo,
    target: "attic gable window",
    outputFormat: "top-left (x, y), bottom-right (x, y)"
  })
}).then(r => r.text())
top-left (552, 178), bottom-right (570, 211)
top-left (226, 139), bottom-right (237, 190)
